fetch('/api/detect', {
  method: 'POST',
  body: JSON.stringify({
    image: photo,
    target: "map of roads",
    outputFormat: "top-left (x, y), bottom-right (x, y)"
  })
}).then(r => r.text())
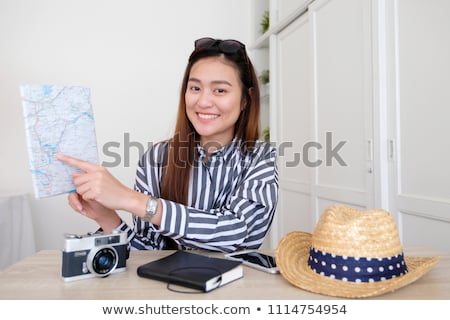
top-left (20, 84), bottom-right (98, 198)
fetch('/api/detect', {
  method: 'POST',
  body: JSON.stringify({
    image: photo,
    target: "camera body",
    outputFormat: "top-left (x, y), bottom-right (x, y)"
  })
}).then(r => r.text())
top-left (61, 230), bottom-right (129, 281)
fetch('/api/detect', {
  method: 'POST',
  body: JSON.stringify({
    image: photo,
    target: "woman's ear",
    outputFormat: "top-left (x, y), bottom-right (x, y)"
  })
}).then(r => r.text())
top-left (248, 87), bottom-right (254, 99)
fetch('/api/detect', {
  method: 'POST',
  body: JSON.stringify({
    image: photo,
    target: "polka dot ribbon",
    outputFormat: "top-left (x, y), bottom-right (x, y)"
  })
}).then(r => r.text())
top-left (307, 247), bottom-right (409, 283)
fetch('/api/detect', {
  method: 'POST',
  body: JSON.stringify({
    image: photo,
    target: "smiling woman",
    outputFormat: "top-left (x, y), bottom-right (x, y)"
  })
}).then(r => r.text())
top-left (58, 37), bottom-right (279, 253)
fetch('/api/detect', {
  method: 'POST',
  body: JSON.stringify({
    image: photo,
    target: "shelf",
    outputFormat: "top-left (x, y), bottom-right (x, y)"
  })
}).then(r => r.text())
top-left (251, 32), bottom-right (270, 50)
top-left (250, 0), bottom-right (311, 49)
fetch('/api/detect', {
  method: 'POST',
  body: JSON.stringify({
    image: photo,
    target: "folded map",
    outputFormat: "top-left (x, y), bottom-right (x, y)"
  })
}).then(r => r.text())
top-left (20, 84), bottom-right (98, 198)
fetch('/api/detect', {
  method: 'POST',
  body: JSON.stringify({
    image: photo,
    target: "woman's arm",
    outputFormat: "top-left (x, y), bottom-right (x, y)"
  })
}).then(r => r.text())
top-left (57, 153), bottom-right (162, 232)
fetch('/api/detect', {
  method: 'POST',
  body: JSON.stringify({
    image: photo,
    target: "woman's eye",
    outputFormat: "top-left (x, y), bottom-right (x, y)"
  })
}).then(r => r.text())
top-left (215, 88), bottom-right (225, 94)
top-left (190, 86), bottom-right (200, 91)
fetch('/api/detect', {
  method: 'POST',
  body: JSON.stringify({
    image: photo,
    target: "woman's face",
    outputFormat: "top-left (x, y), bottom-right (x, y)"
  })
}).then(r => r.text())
top-left (185, 56), bottom-right (244, 149)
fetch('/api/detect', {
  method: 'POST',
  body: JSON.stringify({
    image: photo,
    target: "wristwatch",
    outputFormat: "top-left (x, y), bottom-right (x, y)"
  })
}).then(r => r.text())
top-left (142, 195), bottom-right (159, 222)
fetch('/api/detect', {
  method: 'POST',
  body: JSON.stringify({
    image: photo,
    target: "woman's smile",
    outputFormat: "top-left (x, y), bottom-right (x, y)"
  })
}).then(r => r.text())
top-left (197, 112), bottom-right (220, 120)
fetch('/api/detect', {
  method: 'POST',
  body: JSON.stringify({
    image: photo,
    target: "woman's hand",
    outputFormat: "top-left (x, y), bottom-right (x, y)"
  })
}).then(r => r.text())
top-left (57, 153), bottom-right (133, 211)
top-left (57, 153), bottom-right (156, 229)
top-left (67, 192), bottom-right (121, 232)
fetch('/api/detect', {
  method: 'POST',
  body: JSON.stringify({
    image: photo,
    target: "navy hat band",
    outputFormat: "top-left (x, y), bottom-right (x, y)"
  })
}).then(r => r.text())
top-left (307, 247), bottom-right (409, 283)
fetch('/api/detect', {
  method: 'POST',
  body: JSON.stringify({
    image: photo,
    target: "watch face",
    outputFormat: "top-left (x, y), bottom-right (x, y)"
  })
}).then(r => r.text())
top-left (145, 197), bottom-right (158, 216)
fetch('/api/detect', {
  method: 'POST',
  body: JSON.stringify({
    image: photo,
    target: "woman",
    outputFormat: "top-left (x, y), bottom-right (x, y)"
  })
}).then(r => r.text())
top-left (58, 37), bottom-right (278, 252)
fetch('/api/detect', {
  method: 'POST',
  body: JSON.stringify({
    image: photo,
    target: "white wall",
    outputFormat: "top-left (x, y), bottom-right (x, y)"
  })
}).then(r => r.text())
top-left (0, 0), bottom-right (251, 251)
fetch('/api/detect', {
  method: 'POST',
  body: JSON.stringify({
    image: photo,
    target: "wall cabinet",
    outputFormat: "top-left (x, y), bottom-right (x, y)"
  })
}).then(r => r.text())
top-left (252, 0), bottom-right (450, 253)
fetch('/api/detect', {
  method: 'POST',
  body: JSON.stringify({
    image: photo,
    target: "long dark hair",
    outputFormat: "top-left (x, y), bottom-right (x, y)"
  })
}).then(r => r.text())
top-left (160, 38), bottom-right (261, 204)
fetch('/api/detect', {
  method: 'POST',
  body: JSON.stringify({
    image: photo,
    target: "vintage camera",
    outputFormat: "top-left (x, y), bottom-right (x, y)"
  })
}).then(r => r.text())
top-left (61, 230), bottom-right (129, 281)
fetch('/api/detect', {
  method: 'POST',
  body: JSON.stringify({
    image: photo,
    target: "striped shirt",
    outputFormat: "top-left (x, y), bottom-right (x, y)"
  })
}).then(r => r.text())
top-left (116, 138), bottom-right (278, 252)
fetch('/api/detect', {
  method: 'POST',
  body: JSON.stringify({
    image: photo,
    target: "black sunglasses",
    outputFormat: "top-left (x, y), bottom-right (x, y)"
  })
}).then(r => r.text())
top-left (194, 37), bottom-right (246, 54)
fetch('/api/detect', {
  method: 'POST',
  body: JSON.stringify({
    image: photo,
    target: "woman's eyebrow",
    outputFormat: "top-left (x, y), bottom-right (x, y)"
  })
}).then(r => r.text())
top-left (188, 77), bottom-right (232, 87)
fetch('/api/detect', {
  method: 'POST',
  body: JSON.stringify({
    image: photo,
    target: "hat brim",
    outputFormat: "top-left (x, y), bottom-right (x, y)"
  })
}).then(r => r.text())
top-left (275, 231), bottom-right (440, 298)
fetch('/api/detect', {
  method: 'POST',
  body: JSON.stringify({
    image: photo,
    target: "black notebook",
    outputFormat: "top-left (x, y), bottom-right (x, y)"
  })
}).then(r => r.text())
top-left (137, 251), bottom-right (243, 292)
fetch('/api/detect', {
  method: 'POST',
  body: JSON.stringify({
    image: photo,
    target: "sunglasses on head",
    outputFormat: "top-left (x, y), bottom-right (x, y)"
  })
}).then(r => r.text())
top-left (194, 37), bottom-right (246, 54)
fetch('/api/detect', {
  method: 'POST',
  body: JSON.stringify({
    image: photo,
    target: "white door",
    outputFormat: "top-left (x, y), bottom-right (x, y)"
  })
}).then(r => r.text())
top-left (272, 0), bottom-right (374, 245)
top-left (273, 11), bottom-right (314, 243)
top-left (309, 0), bottom-right (374, 213)
top-left (385, 0), bottom-right (450, 253)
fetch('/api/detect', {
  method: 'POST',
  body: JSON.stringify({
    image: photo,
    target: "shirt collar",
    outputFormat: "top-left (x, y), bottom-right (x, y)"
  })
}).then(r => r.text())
top-left (196, 137), bottom-right (240, 163)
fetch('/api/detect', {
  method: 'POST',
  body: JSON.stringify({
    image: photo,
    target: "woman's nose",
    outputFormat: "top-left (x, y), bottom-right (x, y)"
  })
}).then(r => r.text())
top-left (197, 90), bottom-right (213, 108)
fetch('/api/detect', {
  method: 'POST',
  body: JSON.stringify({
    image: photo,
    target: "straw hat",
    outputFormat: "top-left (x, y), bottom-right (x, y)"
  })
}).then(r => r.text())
top-left (276, 204), bottom-right (440, 298)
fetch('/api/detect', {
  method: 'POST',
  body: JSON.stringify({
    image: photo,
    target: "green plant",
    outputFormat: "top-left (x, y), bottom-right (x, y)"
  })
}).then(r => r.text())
top-left (262, 126), bottom-right (270, 142)
top-left (259, 69), bottom-right (270, 85)
top-left (260, 10), bottom-right (269, 34)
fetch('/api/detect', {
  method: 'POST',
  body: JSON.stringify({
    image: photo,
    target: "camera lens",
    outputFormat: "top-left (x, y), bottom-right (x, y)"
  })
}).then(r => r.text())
top-left (90, 247), bottom-right (118, 276)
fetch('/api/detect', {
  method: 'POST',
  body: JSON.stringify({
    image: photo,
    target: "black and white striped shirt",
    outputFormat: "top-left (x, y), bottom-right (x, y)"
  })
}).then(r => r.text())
top-left (116, 138), bottom-right (278, 252)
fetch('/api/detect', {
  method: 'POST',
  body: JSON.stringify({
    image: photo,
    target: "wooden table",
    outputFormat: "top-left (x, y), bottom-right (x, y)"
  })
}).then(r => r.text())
top-left (0, 248), bottom-right (449, 300)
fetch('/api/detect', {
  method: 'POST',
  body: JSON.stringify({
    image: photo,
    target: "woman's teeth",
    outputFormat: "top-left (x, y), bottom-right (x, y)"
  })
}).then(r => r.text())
top-left (198, 113), bottom-right (219, 119)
